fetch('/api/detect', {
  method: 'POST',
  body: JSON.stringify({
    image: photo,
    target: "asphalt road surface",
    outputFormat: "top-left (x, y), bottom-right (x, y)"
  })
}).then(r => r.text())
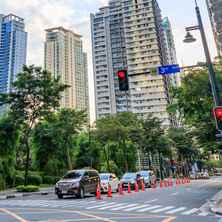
top-left (0, 177), bottom-right (222, 222)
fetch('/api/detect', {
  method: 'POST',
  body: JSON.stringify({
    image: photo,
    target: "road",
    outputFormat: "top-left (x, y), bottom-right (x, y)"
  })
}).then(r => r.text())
top-left (0, 177), bottom-right (222, 222)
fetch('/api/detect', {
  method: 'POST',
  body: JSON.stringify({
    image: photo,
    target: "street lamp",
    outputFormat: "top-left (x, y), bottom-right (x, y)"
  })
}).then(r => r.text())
top-left (183, 0), bottom-right (222, 106)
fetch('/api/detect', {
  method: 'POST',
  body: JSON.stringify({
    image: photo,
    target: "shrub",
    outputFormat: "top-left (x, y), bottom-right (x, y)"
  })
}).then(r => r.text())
top-left (14, 175), bottom-right (25, 186)
top-left (43, 176), bottom-right (60, 185)
top-left (16, 185), bottom-right (39, 192)
top-left (0, 175), bottom-right (5, 191)
top-left (27, 175), bottom-right (42, 186)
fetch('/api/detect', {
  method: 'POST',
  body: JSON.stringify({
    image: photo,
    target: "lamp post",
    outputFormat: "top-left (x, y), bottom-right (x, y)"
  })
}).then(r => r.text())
top-left (183, 0), bottom-right (221, 106)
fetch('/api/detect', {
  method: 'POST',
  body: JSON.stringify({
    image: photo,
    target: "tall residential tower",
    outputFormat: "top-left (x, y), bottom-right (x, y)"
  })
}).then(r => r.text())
top-left (0, 14), bottom-right (27, 94)
top-left (206, 0), bottom-right (222, 56)
top-left (44, 27), bottom-right (89, 113)
top-left (91, 0), bottom-right (174, 126)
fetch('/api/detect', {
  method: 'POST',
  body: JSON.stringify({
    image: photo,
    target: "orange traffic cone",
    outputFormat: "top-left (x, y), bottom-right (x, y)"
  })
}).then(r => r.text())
top-left (164, 179), bottom-right (168, 187)
top-left (96, 183), bottom-right (101, 200)
top-left (108, 184), bottom-right (112, 198)
top-left (128, 182), bottom-right (131, 193)
top-left (135, 181), bottom-right (139, 192)
top-left (160, 180), bottom-right (163, 188)
top-left (141, 181), bottom-right (145, 192)
top-left (118, 183), bottom-right (124, 195)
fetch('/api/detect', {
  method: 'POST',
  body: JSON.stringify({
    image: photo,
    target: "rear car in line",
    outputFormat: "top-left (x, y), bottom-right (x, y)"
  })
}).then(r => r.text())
top-left (55, 169), bottom-right (100, 199)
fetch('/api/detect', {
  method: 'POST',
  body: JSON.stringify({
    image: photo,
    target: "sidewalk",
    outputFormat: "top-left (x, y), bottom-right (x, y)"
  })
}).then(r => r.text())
top-left (210, 190), bottom-right (222, 215)
top-left (0, 186), bottom-right (54, 200)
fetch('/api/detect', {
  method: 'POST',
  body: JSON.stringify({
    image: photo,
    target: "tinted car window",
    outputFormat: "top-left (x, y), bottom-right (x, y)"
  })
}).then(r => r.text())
top-left (63, 171), bottom-right (84, 179)
top-left (90, 170), bottom-right (99, 177)
top-left (122, 173), bottom-right (136, 179)
top-left (100, 174), bottom-right (109, 180)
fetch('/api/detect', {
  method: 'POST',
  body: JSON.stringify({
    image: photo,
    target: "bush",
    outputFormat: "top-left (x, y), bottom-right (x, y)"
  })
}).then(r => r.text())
top-left (0, 175), bottom-right (5, 191)
top-left (43, 176), bottom-right (60, 185)
top-left (204, 160), bottom-right (222, 169)
top-left (27, 175), bottom-right (42, 186)
top-left (16, 185), bottom-right (39, 192)
top-left (14, 175), bottom-right (25, 186)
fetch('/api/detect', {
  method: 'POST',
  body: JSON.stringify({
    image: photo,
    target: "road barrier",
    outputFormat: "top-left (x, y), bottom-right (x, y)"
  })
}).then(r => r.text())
top-left (108, 184), bottom-right (112, 198)
top-left (118, 183), bottom-right (124, 195)
top-left (135, 181), bottom-right (139, 192)
top-left (128, 183), bottom-right (131, 193)
top-left (96, 183), bottom-right (101, 200)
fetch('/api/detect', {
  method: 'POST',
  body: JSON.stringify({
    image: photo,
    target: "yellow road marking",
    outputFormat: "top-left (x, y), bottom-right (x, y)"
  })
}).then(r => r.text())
top-left (0, 208), bottom-right (29, 222)
top-left (73, 210), bottom-right (117, 222)
top-left (162, 216), bottom-right (176, 222)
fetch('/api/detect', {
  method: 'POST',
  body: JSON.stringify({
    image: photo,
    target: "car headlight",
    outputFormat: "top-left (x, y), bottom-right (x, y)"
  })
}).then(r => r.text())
top-left (71, 182), bottom-right (79, 188)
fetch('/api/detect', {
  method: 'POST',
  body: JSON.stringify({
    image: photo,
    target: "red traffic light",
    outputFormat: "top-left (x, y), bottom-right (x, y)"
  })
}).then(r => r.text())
top-left (117, 70), bottom-right (126, 79)
top-left (214, 107), bottom-right (222, 120)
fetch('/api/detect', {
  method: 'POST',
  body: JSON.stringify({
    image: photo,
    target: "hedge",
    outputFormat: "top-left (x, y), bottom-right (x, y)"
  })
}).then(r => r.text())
top-left (27, 174), bottom-right (42, 186)
top-left (42, 176), bottom-right (60, 185)
top-left (16, 185), bottom-right (39, 192)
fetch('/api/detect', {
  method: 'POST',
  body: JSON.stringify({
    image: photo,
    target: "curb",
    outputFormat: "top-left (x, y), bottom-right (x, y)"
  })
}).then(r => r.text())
top-left (0, 191), bottom-right (53, 200)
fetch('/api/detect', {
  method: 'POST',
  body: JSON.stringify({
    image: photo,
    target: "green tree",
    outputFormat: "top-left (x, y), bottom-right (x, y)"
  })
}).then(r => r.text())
top-left (168, 68), bottom-right (222, 154)
top-left (0, 65), bottom-right (67, 184)
top-left (33, 108), bottom-right (86, 174)
top-left (74, 133), bottom-right (101, 170)
top-left (0, 114), bottom-right (20, 188)
top-left (95, 112), bottom-right (139, 173)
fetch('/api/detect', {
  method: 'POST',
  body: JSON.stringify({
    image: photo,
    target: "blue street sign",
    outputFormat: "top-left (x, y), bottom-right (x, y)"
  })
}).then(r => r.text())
top-left (158, 64), bottom-right (181, 75)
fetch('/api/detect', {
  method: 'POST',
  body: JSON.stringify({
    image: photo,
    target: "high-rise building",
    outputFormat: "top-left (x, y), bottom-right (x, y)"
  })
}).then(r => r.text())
top-left (206, 0), bottom-right (222, 56)
top-left (162, 17), bottom-right (180, 87)
top-left (91, 0), bottom-right (174, 126)
top-left (0, 14), bottom-right (27, 94)
top-left (44, 27), bottom-right (89, 113)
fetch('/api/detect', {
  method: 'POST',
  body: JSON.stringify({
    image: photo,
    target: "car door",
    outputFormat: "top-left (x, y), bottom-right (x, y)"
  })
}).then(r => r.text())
top-left (83, 171), bottom-right (90, 193)
top-left (112, 174), bottom-right (118, 191)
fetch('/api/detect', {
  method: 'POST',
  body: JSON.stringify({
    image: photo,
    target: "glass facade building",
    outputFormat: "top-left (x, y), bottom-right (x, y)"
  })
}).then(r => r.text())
top-left (0, 14), bottom-right (27, 94)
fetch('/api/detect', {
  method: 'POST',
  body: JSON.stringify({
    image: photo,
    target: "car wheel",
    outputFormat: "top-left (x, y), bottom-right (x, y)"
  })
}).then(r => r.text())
top-left (77, 187), bottom-right (85, 199)
top-left (57, 194), bottom-right (63, 199)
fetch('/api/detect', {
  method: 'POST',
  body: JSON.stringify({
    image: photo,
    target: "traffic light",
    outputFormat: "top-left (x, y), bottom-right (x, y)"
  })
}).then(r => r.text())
top-left (214, 107), bottom-right (222, 131)
top-left (117, 70), bottom-right (129, 91)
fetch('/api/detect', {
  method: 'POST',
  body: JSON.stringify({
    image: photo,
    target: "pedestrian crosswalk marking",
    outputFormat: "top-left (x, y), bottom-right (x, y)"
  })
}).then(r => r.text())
top-left (166, 207), bottom-right (187, 214)
top-left (151, 206), bottom-right (175, 213)
top-left (181, 208), bottom-right (199, 215)
top-left (123, 204), bottom-right (150, 212)
top-left (86, 202), bottom-right (116, 210)
top-left (198, 212), bottom-right (208, 216)
top-left (111, 204), bottom-right (138, 211)
top-left (137, 205), bottom-right (162, 212)
top-left (0, 199), bottom-right (204, 217)
top-left (99, 203), bottom-right (125, 210)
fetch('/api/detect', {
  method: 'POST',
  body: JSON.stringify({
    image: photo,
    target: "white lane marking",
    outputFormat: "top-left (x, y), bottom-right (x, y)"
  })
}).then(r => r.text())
top-left (0, 208), bottom-right (28, 222)
top-left (144, 199), bottom-right (158, 204)
top-left (170, 192), bottom-right (178, 196)
top-left (137, 205), bottom-right (162, 212)
top-left (98, 203), bottom-right (125, 210)
top-left (86, 202), bottom-right (115, 209)
top-left (151, 206), bottom-right (175, 213)
top-left (181, 208), bottom-right (199, 215)
top-left (198, 212), bottom-right (209, 216)
top-left (166, 207), bottom-right (187, 214)
top-left (111, 204), bottom-right (138, 211)
top-left (123, 204), bottom-right (150, 212)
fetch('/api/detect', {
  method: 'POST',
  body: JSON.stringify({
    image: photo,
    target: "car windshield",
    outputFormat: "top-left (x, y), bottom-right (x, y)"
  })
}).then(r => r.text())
top-left (63, 171), bottom-right (84, 179)
top-left (139, 171), bottom-right (149, 177)
top-left (122, 173), bottom-right (136, 180)
top-left (100, 174), bottom-right (109, 180)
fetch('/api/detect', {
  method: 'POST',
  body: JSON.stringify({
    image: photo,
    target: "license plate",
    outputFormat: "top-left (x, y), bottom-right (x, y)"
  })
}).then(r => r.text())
top-left (62, 190), bottom-right (68, 194)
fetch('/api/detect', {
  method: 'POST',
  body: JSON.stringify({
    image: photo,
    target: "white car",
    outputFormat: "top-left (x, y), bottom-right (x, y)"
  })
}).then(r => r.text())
top-left (100, 173), bottom-right (119, 193)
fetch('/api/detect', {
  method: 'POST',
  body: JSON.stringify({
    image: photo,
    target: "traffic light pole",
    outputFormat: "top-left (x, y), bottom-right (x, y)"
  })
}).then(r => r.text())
top-left (195, 1), bottom-right (222, 106)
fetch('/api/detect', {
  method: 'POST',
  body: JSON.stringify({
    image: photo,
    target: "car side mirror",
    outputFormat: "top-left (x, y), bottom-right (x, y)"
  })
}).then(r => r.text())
top-left (84, 175), bottom-right (89, 180)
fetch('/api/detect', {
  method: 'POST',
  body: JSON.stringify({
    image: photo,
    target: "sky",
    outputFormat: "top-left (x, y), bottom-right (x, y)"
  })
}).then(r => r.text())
top-left (0, 0), bottom-right (218, 120)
